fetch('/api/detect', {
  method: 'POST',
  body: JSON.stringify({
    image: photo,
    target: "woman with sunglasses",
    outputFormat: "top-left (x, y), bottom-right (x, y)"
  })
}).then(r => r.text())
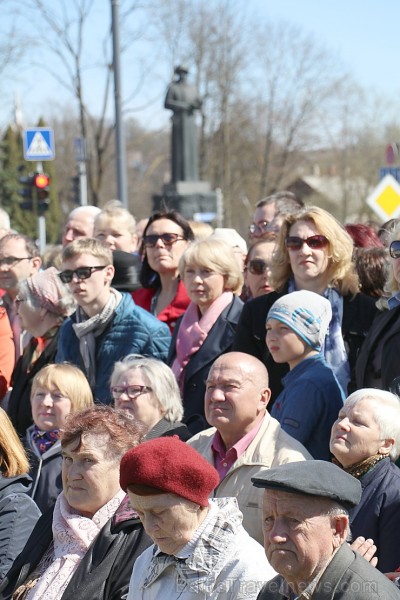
top-left (243, 239), bottom-right (276, 300)
top-left (355, 224), bottom-right (400, 393)
top-left (233, 206), bottom-right (377, 403)
top-left (132, 211), bottom-right (194, 333)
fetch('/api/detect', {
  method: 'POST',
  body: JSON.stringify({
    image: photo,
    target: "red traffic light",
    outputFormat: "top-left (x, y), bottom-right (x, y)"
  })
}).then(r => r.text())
top-left (33, 173), bottom-right (50, 189)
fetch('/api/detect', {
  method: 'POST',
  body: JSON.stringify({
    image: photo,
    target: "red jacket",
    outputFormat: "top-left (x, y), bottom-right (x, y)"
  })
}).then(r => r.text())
top-left (132, 280), bottom-right (190, 333)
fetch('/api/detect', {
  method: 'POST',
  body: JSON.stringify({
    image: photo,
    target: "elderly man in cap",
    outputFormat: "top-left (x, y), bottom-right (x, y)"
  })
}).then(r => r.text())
top-left (120, 436), bottom-right (275, 600)
top-left (252, 461), bottom-right (400, 600)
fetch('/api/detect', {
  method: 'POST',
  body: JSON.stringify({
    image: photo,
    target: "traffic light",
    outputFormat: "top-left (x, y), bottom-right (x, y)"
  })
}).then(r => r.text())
top-left (33, 172), bottom-right (50, 213)
top-left (19, 173), bottom-right (34, 210)
top-left (18, 171), bottom-right (50, 212)
top-left (70, 175), bottom-right (80, 205)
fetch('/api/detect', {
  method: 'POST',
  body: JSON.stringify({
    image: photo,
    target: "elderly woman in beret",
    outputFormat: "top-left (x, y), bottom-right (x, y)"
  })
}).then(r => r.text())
top-left (110, 354), bottom-right (190, 441)
top-left (330, 388), bottom-right (400, 573)
top-left (120, 436), bottom-right (275, 600)
top-left (0, 406), bottom-right (151, 600)
top-left (7, 267), bottom-right (76, 436)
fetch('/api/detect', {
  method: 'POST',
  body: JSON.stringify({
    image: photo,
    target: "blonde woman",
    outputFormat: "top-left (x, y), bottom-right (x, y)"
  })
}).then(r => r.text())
top-left (233, 206), bottom-right (377, 402)
top-left (24, 363), bottom-right (94, 513)
top-left (168, 238), bottom-right (244, 434)
top-left (0, 408), bottom-right (41, 580)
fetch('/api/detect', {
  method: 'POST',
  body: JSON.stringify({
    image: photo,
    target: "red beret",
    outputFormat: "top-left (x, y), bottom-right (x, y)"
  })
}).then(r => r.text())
top-left (120, 436), bottom-right (219, 507)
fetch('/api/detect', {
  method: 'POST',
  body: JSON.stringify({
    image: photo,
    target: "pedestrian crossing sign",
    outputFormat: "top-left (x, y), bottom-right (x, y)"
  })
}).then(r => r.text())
top-left (23, 127), bottom-right (55, 161)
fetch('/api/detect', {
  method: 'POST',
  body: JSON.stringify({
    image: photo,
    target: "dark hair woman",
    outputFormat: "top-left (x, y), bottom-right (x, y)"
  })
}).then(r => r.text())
top-left (132, 211), bottom-right (194, 333)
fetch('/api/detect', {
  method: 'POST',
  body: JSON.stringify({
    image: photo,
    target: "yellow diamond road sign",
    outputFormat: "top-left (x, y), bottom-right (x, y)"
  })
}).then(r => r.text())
top-left (367, 174), bottom-right (400, 221)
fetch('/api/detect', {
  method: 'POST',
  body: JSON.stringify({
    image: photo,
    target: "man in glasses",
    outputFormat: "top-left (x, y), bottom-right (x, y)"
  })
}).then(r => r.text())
top-left (55, 238), bottom-right (171, 404)
top-left (249, 191), bottom-right (303, 240)
top-left (0, 233), bottom-right (42, 361)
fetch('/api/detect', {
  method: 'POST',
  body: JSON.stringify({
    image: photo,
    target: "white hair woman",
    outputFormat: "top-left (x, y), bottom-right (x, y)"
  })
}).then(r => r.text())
top-left (110, 354), bottom-right (190, 441)
top-left (330, 388), bottom-right (400, 573)
top-left (168, 238), bottom-right (244, 434)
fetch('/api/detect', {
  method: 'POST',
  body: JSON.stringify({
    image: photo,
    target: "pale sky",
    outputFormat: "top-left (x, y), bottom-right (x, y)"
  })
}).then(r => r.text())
top-left (1, 0), bottom-right (399, 131)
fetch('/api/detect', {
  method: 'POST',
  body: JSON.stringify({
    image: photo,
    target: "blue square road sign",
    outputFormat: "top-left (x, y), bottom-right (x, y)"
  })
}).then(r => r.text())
top-left (23, 128), bottom-right (55, 161)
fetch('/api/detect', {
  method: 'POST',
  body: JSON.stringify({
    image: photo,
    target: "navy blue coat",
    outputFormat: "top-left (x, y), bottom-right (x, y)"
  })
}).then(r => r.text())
top-left (0, 473), bottom-right (41, 581)
top-left (349, 457), bottom-right (400, 573)
top-left (168, 295), bottom-right (244, 434)
top-left (233, 287), bottom-right (377, 403)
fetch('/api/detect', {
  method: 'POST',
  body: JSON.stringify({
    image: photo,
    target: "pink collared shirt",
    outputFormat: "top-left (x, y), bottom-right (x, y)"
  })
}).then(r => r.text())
top-left (211, 417), bottom-right (265, 481)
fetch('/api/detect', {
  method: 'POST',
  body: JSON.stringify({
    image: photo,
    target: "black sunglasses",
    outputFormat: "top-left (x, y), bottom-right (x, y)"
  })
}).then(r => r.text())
top-left (143, 233), bottom-right (185, 248)
top-left (285, 235), bottom-right (329, 251)
top-left (58, 265), bottom-right (107, 284)
top-left (247, 259), bottom-right (271, 275)
top-left (390, 240), bottom-right (400, 259)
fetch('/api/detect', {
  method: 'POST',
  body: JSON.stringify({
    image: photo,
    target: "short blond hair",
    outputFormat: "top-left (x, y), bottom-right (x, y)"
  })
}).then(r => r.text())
top-left (179, 238), bottom-right (243, 294)
top-left (31, 363), bottom-right (94, 413)
top-left (62, 237), bottom-right (112, 264)
top-left (95, 200), bottom-right (137, 235)
top-left (271, 206), bottom-right (359, 296)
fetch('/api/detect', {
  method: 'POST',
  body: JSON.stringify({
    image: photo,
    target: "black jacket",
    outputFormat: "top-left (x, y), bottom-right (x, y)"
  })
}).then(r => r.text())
top-left (257, 542), bottom-right (400, 599)
top-left (232, 287), bottom-right (377, 402)
top-left (23, 427), bottom-right (63, 513)
top-left (355, 304), bottom-right (400, 392)
top-left (0, 473), bottom-right (41, 582)
top-left (7, 333), bottom-right (60, 437)
top-left (168, 295), bottom-right (244, 434)
top-left (0, 494), bottom-right (151, 600)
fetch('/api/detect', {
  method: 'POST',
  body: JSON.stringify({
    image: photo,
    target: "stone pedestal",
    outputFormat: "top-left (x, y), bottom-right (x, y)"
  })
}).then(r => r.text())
top-left (152, 181), bottom-right (219, 222)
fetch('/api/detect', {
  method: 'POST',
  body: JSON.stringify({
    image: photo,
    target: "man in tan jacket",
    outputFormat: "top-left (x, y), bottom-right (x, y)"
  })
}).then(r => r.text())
top-left (187, 352), bottom-right (312, 544)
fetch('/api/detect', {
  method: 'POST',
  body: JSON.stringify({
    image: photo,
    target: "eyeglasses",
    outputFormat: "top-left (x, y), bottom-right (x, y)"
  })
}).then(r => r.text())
top-left (390, 240), bottom-right (400, 259)
top-left (285, 235), bottom-right (329, 251)
top-left (111, 385), bottom-right (152, 400)
top-left (58, 265), bottom-right (107, 284)
top-left (247, 259), bottom-right (271, 275)
top-left (0, 256), bottom-right (32, 267)
top-left (143, 233), bottom-right (185, 248)
top-left (249, 221), bottom-right (279, 237)
top-left (15, 296), bottom-right (26, 306)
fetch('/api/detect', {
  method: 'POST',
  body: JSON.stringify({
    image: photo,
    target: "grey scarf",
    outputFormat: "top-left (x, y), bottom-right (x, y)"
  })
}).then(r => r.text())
top-left (72, 288), bottom-right (122, 388)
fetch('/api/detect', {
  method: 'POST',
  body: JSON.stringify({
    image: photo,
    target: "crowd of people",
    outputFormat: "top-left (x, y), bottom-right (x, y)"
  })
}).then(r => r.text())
top-left (0, 195), bottom-right (399, 598)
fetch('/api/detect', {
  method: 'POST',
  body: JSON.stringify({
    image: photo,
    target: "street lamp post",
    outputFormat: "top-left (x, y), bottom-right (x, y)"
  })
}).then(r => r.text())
top-left (111, 0), bottom-right (128, 208)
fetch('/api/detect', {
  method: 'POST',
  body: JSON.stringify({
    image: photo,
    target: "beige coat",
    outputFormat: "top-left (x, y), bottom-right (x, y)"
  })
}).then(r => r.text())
top-left (188, 413), bottom-right (312, 544)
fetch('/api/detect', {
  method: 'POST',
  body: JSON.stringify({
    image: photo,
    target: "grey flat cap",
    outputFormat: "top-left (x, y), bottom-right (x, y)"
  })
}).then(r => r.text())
top-left (252, 461), bottom-right (362, 509)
